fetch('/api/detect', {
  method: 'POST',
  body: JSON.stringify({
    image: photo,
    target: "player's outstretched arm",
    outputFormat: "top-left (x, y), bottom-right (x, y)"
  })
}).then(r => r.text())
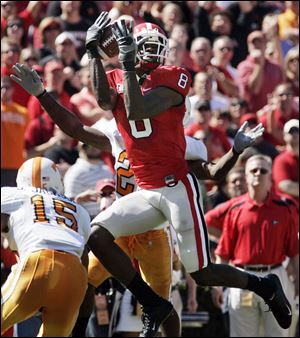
top-left (86, 12), bottom-right (113, 111)
top-left (189, 122), bottom-right (264, 180)
top-left (10, 64), bottom-right (111, 151)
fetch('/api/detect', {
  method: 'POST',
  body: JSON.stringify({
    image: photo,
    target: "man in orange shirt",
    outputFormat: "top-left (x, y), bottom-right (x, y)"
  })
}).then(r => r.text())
top-left (1, 76), bottom-right (29, 186)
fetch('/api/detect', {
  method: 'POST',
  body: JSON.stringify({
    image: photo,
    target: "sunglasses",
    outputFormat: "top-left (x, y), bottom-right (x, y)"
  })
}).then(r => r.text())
top-left (250, 168), bottom-right (269, 175)
top-left (7, 23), bottom-right (23, 28)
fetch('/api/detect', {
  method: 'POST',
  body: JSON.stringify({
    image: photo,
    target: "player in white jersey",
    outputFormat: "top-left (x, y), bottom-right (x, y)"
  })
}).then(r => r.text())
top-left (1, 157), bottom-right (91, 337)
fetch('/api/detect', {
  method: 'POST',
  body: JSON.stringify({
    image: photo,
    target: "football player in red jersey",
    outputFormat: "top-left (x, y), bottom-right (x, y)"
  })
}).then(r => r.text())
top-left (11, 12), bottom-right (291, 337)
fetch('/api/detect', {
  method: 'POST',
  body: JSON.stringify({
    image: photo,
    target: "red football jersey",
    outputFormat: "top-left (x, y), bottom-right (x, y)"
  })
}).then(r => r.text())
top-left (106, 66), bottom-right (192, 188)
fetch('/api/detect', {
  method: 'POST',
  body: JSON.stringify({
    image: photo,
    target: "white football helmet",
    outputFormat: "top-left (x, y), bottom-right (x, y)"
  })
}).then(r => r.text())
top-left (134, 22), bottom-right (169, 64)
top-left (16, 157), bottom-right (64, 194)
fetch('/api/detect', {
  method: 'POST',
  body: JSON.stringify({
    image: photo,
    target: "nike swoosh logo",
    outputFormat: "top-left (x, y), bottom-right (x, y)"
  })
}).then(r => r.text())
top-left (286, 304), bottom-right (292, 316)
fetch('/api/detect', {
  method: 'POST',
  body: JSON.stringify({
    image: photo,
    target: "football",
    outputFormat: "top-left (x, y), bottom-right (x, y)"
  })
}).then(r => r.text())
top-left (98, 24), bottom-right (119, 60)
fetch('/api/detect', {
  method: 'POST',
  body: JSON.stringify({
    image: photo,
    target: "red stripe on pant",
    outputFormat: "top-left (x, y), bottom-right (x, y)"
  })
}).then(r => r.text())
top-left (182, 175), bottom-right (203, 269)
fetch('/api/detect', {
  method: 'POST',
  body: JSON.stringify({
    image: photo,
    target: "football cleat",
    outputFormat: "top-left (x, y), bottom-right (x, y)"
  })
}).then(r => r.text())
top-left (139, 299), bottom-right (174, 337)
top-left (264, 274), bottom-right (292, 329)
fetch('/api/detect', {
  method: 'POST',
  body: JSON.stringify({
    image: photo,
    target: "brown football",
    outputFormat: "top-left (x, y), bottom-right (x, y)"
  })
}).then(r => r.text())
top-left (98, 24), bottom-right (119, 60)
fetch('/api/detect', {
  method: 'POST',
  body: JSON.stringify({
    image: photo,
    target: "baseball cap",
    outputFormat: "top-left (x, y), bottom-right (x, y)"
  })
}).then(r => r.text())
top-left (283, 119), bottom-right (299, 134)
top-left (96, 179), bottom-right (115, 192)
top-left (55, 32), bottom-right (77, 46)
top-left (240, 113), bottom-right (258, 126)
top-left (44, 59), bottom-right (64, 73)
top-left (247, 31), bottom-right (265, 44)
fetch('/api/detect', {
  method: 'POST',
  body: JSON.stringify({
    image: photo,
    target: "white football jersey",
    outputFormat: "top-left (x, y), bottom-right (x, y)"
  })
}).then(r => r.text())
top-left (93, 119), bottom-right (208, 199)
top-left (1, 186), bottom-right (91, 261)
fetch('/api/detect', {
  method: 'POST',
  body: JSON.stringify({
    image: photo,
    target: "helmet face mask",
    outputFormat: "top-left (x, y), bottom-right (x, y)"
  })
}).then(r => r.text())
top-left (16, 157), bottom-right (64, 194)
top-left (134, 23), bottom-right (169, 66)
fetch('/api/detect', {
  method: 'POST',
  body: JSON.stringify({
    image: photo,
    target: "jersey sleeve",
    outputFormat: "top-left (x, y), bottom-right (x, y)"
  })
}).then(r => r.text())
top-left (185, 136), bottom-right (208, 161)
top-left (157, 66), bottom-right (192, 97)
top-left (1, 187), bottom-right (24, 214)
top-left (77, 205), bottom-right (91, 243)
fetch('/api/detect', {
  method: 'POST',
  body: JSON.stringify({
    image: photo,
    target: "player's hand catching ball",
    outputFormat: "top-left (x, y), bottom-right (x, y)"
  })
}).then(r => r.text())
top-left (112, 19), bottom-right (137, 71)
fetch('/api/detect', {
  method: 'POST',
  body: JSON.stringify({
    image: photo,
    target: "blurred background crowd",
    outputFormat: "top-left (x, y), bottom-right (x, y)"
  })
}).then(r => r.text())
top-left (1, 1), bottom-right (299, 337)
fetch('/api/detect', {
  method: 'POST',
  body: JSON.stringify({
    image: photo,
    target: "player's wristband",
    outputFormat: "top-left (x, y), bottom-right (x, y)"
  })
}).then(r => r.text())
top-left (232, 146), bottom-right (242, 155)
top-left (86, 48), bottom-right (102, 60)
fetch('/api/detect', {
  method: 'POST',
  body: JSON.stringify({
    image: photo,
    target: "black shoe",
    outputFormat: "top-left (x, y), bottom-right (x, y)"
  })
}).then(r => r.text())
top-left (139, 299), bottom-right (174, 337)
top-left (264, 274), bottom-right (292, 329)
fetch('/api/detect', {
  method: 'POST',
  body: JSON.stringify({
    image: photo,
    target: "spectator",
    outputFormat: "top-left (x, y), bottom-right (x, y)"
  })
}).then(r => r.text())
top-left (44, 125), bottom-right (79, 178)
top-left (19, 47), bottom-right (40, 68)
top-left (4, 16), bottom-right (27, 48)
top-left (58, 0), bottom-right (93, 58)
top-left (185, 100), bottom-right (231, 162)
top-left (26, 59), bottom-right (72, 120)
top-left (189, 37), bottom-right (212, 74)
top-left (38, 17), bottom-right (63, 60)
top-left (165, 38), bottom-right (186, 68)
top-left (208, 166), bottom-right (247, 213)
top-left (1, 1), bottom-right (42, 38)
top-left (169, 23), bottom-right (194, 69)
top-left (278, 1), bottom-right (299, 43)
top-left (1, 76), bottom-right (29, 187)
top-left (54, 32), bottom-right (82, 96)
top-left (272, 119), bottom-right (299, 202)
top-left (226, 1), bottom-right (277, 64)
top-left (215, 154), bottom-right (299, 337)
top-left (64, 143), bottom-right (114, 218)
top-left (239, 113), bottom-right (279, 160)
top-left (283, 47), bottom-right (299, 96)
top-left (108, 1), bottom-right (144, 25)
top-left (206, 166), bottom-right (247, 238)
top-left (70, 66), bottom-right (105, 126)
top-left (258, 82), bottom-right (298, 147)
top-left (188, 72), bottom-right (230, 124)
top-left (160, 2), bottom-right (184, 36)
top-left (228, 97), bottom-right (250, 137)
top-left (262, 13), bottom-right (283, 66)
top-left (237, 30), bottom-right (283, 112)
top-left (193, 1), bottom-right (221, 43)
top-left (46, 0), bottom-right (101, 23)
top-left (1, 38), bottom-right (31, 107)
top-left (211, 35), bottom-right (239, 98)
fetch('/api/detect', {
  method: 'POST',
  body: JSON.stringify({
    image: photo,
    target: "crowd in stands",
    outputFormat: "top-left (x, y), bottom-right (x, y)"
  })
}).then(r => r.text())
top-left (1, 1), bottom-right (299, 337)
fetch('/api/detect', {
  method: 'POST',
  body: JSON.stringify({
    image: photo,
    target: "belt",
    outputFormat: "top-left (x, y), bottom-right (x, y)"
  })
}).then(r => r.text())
top-left (235, 263), bottom-right (282, 272)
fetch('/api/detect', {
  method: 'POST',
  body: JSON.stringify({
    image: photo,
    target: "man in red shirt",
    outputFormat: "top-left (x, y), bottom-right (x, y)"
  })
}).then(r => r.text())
top-left (215, 154), bottom-right (299, 337)
top-left (12, 13), bottom-right (289, 337)
top-left (237, 30), bottom-right (283, 112)
top-left (273, 119), bottom-right (299, 202)
top-left (258, 83), bottom-right (299, 146)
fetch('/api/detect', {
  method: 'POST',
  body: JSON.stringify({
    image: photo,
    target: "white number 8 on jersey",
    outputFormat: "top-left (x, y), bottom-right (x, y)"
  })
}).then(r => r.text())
top-left (178, 73), bottom-right (188, 89)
